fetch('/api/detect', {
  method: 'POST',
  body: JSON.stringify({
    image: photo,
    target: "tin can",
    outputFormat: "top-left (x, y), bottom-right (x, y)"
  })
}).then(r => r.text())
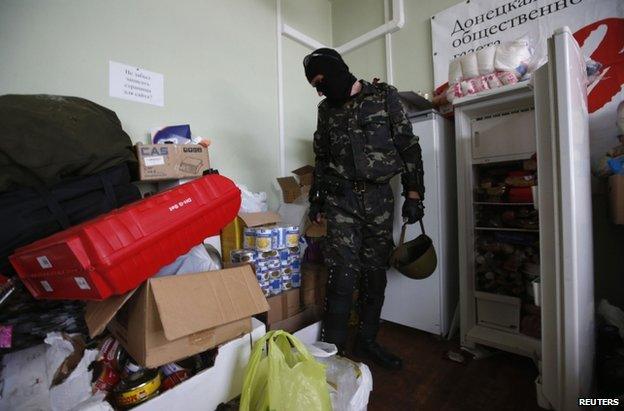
top-left (270, 228), bottom-right (278, 250)
top-left (230, 249), bottom-right (256, 263)
top-left (256, 270), bottom-right (270, 282)
top-left (113, 369), bottom-right (161, 409)
top-left (268, 269), bottom-right (281, 280)
top-left (269, 278), bottom-right (282, 295)
top-left (288, 246), bottom-right (300, 257)
top-left (259, 250), bottom-right (278, 260)
top-left (281, 279), bottom-right (293, 291)
top-left (123, 360), bottom-right (144, 378)
top-left (291, 272), bottom-right (301, 288)
top-left (281, 267), bottom-right (293, 277)
top-left (285, 226), bottom-right (300, 248)
top-left (278, 248), bottom-right (290, 261)
top-left (243, 227), bottom-right (256, 250)
top-left (258, 281), bottom-right (271, 297)
top-left (290, 261), bottom-right (301, 272)
top-left (255, 229), bottom-right (273, 252)
top-left (98, 336), bottom-right (127, 372)
top-left (160, 363), bottom-right (190, 392)
top-left (271, 227), bottom-right (286, 250)
top-left (93, 362), bottom-right (121, 393)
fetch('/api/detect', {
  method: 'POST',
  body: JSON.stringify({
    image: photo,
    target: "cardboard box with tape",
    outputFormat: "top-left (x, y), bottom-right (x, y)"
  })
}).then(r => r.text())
top-left (85, 265), bottom-right (268, 368)
top-left (136, 143), bottom-right (210, 181)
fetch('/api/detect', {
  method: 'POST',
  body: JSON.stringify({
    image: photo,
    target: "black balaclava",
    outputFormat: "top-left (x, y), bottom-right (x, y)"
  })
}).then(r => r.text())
top-left (303, 48), bottom-right (357, 103)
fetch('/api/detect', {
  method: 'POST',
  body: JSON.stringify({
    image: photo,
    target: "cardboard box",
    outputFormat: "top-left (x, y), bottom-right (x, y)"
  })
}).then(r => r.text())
top-left (136, 144), bottom-right (210, 181)
top-left (134, 318), bottom-right (266, 411)
top-left (85, 266), bottom-right (269, 368)
top-left (269, 305), bottom-right (323, 333)
top-left (609, 174), bottom-right (624, 225)
top-left (292, 165), bottom-right (315, 187)
top-left (220, 211), bottom-right (281, 261)
top-left (265, 288), bottom-right (301, 325)
top-left (305, 219), bottom-right (327, 238)
top-left (301, 263), bottom-right (328, 308)
top-left (302, 287), bottom-right (316, 307)
top-left (277, 177), bottom-right (301, 203)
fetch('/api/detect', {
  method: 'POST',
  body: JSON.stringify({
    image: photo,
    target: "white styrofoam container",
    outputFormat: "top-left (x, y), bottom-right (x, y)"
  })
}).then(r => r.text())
top-left (135, 318), bottom-right (266, 411)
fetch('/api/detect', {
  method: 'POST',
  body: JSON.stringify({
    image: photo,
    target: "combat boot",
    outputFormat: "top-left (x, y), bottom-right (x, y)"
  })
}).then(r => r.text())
top-left (353, 337), bottom-right (403, 370)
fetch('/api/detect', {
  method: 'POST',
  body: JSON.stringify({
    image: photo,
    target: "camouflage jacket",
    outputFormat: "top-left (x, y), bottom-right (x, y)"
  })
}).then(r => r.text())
top-left (310, 80), bottom-right (424, 203)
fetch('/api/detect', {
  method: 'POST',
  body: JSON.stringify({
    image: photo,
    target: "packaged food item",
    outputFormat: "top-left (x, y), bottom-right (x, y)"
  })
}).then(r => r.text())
top-left (113, 368), bottom-right (161, 409)
top-left (243, 228), bottom-right (256, 250)
top-left (460, 52), bottom-right (479, 79)
top-left (460, 80), bottom-right (476, 96)
top-left (256, 269), bottom-right (270, 282)
top-left (93, 362), bottom-right (121, 393)
top-left (497, 71), bottom-right (519, 85)
top-left (259, 250), bottom-right (278, 260)
top-left (230, 249), bottom-right (256, 264)
top-left (269, 278), bottom-right (282, 295)
top-left (448, 57), bottom-right (463, 85)
top-left (291, 272), bottom-right (301, 288)
top-left (98, 336), bottom-right (127, 372)
top-left (122, 360), bottom-right (144, 378)
top-left (258, 281), bottom-right (271, 297)
top-left (160, 362), bottom-right (190, 392)
top-left (255, 229), bottom-right (273, 252)
top-left (485, 72), bottom-right (503, 89)
top-left (285, 226), bottom-right (300, 248)
top-left (468, 76), bottom-right (489, 93)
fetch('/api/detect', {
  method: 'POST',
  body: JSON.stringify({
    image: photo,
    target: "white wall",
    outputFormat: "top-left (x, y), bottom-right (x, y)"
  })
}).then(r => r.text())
top-left (331, 0), bottom-right (463, 92)
top-left (0, 0), bottom-right (332, 206)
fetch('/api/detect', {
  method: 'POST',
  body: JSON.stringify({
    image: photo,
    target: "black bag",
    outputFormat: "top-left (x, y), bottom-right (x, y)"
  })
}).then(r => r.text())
top-left (0, 163), bottom-right (141, 275)
top-left (0, 94), bottom-right (137, 192)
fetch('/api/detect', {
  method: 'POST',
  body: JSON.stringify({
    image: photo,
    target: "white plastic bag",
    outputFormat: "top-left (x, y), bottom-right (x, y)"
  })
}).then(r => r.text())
top-left (494, 37), bottom-right (532, 77)
top-left (238, 184), bottom-right (268, 213)
top-left (448, 57), bottom-right (463, 85)
top-left (460, 52), bottom-right (479, 79)
top-left (476, 46), bottom-right (497, 76)
top-left (306, 342), bottom-right (373, 411)
top-left (155, 243), bottom-right (222, 277)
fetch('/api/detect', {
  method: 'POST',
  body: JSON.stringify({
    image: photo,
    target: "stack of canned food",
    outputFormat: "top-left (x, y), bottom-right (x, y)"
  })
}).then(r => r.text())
top-left (230, 225), bottom-right (301, 297)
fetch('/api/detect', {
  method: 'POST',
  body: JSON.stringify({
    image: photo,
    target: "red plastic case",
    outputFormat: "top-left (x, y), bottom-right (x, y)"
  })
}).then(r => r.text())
top-left (10, 174), bottom-right (241, 300)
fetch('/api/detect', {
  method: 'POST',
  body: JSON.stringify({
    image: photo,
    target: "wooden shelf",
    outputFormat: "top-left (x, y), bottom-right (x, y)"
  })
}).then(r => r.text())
top-left (474, 227), bottom-right (539, 233)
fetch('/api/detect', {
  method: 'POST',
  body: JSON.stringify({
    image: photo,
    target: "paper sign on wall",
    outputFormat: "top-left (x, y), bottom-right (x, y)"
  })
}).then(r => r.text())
top-left (109, 61), bottom-right (164, 107)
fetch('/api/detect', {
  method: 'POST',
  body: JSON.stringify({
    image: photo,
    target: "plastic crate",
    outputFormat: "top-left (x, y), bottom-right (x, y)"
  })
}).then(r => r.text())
top-left (10, 173), bottom-right (241, 300)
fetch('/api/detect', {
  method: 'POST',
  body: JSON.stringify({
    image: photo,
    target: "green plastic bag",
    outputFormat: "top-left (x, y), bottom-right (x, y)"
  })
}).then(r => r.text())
top-left (240, 330), bottom-right (331, 411)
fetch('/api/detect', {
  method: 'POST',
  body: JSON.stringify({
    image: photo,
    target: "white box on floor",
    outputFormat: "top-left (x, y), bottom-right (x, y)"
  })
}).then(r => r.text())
top-left (134, 318), bottom-right (266, 411)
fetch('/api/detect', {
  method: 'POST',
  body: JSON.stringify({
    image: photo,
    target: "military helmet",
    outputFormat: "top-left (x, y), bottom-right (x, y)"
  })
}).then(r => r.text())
top-left (390, 220), bottom-right (437, 279)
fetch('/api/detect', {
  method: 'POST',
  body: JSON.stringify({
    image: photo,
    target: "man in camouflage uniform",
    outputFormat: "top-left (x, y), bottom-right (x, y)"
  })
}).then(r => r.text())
top-left (303, 48), bottom-right (425, 370)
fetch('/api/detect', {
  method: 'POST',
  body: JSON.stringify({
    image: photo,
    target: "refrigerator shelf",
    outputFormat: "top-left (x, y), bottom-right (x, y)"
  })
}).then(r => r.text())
top-left (474, 227), bottom-right (539, 233)
top-left (466, 324), bottom-right (541, 359)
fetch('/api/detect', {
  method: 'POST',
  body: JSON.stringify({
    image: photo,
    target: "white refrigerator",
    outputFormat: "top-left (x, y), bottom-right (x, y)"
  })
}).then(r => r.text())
top-left (381, 109), bottom-right (458, 337)
top-left (454, 27), bottom-right (594, 410)
top-left (535, 27), bottom-right (595, 410)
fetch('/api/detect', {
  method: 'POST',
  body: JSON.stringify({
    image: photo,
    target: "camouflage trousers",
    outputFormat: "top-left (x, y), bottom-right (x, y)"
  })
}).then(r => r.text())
top-left (321, 182), bottom-right (395, 346)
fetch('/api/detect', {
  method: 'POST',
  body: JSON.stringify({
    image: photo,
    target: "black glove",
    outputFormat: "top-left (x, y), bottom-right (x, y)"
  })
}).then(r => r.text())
top-left (402, 198), bottom-right (424, 224)
top-left (309, 201), bottom-right (323, 223)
